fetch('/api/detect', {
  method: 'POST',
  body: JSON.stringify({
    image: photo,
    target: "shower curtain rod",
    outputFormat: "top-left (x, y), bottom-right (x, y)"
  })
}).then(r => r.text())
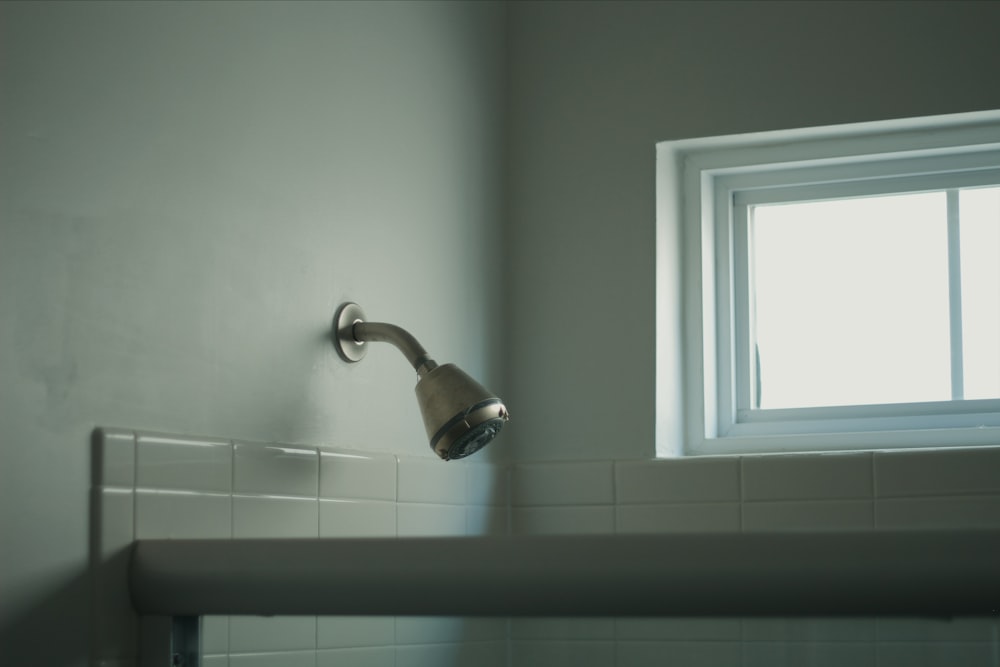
top-left (130, 531), bottom-right (1000, 617)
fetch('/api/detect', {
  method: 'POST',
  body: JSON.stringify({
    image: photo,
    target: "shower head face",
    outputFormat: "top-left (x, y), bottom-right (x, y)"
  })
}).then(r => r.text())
top-left (415, 364), bottom-right (509, 461)
top-left (431, 399), bottom-right (509, 461)
top-left (444, 418), bottom-right (505, 460)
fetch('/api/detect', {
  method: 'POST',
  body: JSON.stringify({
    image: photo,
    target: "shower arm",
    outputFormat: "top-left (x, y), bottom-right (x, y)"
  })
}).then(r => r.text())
top-left (352, 321), bottom-right (439, 377)
top-left (333, 302), bottom-right (443, 376)
top-left (333, 301), bottom-right (508, 462)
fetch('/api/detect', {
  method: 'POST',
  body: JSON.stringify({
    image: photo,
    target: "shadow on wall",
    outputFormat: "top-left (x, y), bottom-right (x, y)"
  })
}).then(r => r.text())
top-left (0, 569), bottom-right (91, 666)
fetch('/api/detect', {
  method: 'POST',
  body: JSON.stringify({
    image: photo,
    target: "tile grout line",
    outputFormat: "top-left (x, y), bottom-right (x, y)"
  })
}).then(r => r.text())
top-left (611, 460), bottom-right (619, 535)
top-left (131, 430), bottom-right (139, 543)
top-left (315, 449), bottom-right (322, 542)
top-left (229, 440), bottom-right (236, 538)
top-left (737, 456), bottom-right (745, 533)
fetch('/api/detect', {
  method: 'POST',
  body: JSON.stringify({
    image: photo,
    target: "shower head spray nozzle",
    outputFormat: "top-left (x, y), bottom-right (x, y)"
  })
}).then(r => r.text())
top-left (332, 302), bottom-right (508, 461)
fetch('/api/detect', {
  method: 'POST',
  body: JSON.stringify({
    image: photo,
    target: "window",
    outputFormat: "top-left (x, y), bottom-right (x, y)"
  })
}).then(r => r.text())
top-left (749, 186), bottom-right (1000, 411)
top-left (658, 110), bottom-right (1000, 455)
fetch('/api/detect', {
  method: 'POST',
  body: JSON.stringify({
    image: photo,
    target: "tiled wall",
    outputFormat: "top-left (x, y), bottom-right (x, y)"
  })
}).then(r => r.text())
top-left (91, 428), bottom-right (509, 667)
top-left (509, 450), bottom-right (1000, 667)
top-left (94, 429), bottom-right (1000, 667)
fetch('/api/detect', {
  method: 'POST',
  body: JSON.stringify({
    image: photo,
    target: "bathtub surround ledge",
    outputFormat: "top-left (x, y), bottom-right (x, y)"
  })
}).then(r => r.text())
top-left (92, 429), bottom-right (1000, 666)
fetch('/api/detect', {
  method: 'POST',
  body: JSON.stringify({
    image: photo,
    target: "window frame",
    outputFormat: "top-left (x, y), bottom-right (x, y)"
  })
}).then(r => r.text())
top-left (657, 110), bottom-right (1000, 456)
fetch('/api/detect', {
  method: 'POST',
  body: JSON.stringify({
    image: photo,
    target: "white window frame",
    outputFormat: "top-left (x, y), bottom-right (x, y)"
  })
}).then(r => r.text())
top-left (657, 110), bottom-right (1000, 456)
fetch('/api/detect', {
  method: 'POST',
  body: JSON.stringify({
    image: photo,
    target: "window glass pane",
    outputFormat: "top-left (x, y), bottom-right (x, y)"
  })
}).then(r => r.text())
top-left (751, 192), bottom-right (951, 409)
top-left (960, 186), bottom-right (1000, 400)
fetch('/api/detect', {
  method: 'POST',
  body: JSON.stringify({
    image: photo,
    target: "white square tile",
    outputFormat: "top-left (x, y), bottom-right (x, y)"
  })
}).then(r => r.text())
top-left (395, 617), bottom-right (466, 645)
top-left (135, 490), bottom-right (231, 539)
top-left (397, 503), bottom-right (467, 537)
top-left (232, 495), bottom-right (318, 538)
top-left (876, 495), bottom-right (1000, 529)
top-left (320, 499), bottom-right (396, 537)
top-left (455, 618), bottom-right (508, 642)
top-left (615, 503), bottom-right (740, 534)
top-left (229, 616), bottom-right (317, 653)
top-left (618, 640), bottom-right (742, 667)
top-left (228, 650), bottom-right (317, 667)
top-left (511, 461), bottom-right (614, 506)
top-left (392, 617), bottom-right (506, 645)
top-left (741, 617), bottom-right (875, 641)
top-left (510, 640), bottom-right (615, 667)
top-left (465, 505), bottom-right (508, 536)
top-left (877, 616), bottom-right (1000, 641)
top-left (742, 500), bottom-right (873, 532)
top-left (96, 488), bottom-right (135, 554)
top-left (202, 656), bottom-right (229, 667)
top-left (394, 643), bottom-right (461, 667)
top-left (93, 428), bottom-right (135, 488)
top-left (320, 449), bottom-right (397, 501)
top-left (742, 641), bottom-right (875, 667)
top-left (510, 618), bottom-right (614, 640)
top-left (742, 452), bottom-right (873, 501)
top-left (202, 616), bottom-right (229, 655)
top-left (875, 448), bottom-right (1000, 498)
top-left (510, 506), bottom-right (615, 535)
top-left (395, 642), bottom-right (507, 667)
top-left (876, 642), bottom-right (996, 667)
top-left (317, 616), bottom-right (395, 649)
top-left (615, 618), bottom-right (742, 641)
top-left (450, 641), bottom-right (507, 667)
top-left (397, 456), bottom-right (467, 504)
top-left (234, 442), bottom-right (318, 497)
top-left (615, 458), bottom-right (740, 504)
top-left (465, 461), bottom-right (509, 506)
top-left (394, 643), bottom-right (459, 667)
top-left (136, 433), bottom-right (232, 493)
top-left (316, 647), bottom-right (394, 667)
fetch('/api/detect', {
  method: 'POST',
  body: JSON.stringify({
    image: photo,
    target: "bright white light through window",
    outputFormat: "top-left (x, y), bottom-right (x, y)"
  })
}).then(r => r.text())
top-left (960, 187), bottom-right (1000, 400)
top-left (751, 187), bottom-right (1000, 410)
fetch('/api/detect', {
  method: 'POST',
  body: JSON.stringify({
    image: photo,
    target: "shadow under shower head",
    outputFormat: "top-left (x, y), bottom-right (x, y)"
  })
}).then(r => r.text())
top-left (332, 302), bottom-right (509, 461)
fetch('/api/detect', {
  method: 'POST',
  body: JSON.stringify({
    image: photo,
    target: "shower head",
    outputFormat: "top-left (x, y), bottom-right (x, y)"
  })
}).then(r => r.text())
top-left (332, 302), bottom-right (509, 461)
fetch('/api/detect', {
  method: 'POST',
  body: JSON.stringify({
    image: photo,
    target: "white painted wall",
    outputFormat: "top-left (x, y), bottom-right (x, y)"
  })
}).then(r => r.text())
top-left (0, 2), bottom-right (504, 663)
top-left (503, 0), bottom-right (1000, 461)
top-left (5, 0), bottom-right (1000, 662)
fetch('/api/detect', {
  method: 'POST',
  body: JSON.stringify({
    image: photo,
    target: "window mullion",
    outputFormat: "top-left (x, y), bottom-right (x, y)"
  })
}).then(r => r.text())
top-left (731, 199), bottom-right (754, 419)
top-left (946, 189), bottom-right (965, 400)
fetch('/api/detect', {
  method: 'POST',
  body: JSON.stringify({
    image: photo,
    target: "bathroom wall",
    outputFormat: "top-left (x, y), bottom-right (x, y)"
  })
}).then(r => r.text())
top-left (0, 2), bottom-right (505, 664)
top-left (509, 449), bottom-right (1000, 666)
top-left (502, 4), bottom-right (1000, 664)
top-left (92, 428), bottom-right (509, 666)
top-left (6, 2), bottom-right (1000, 665)
top-left (503, 0), bottom-right (1000, 461)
